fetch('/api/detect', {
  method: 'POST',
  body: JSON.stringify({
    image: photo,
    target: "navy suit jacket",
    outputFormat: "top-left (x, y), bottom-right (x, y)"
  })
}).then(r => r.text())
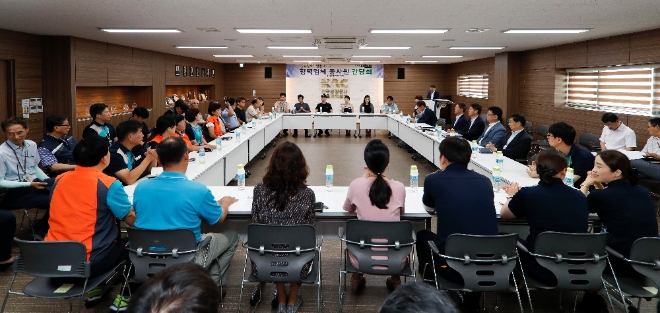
top-left (502, 131), bottom-right (533, 160)
top-left (477, 122), bottom-right (507, 148)
top-left (460, 116), bottom-right (485, 141)
top-left (423, 163), bottom-right (499, 248)
top-left (452, 114), bottom-right (469, 134)
top-left (417, 107), bottom-right (437, 126)
top-left (426, 91), bottom-right (441, 100)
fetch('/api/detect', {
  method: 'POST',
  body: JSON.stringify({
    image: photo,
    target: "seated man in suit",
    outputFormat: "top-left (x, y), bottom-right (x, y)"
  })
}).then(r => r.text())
top-left (415, 101), bottom-right (437, 126)
top-left (449, 102), bottom-right (469, 134)
top-left (488, 113), bottom-right (532, 161)
top-left (477, 106), bottom-right (507, 149)
top-left (416, 137), bottom-right (498, 312)
top-left (631, 117), bottom-right (660, 181)
top-left (457, 103), bottom-right (485, 141)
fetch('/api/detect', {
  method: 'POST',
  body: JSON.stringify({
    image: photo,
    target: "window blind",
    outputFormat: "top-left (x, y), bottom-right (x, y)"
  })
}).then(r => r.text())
top-left (458, 74), bottom-right (489, 99)
top-left (567, 67), bottom-right (657, 115)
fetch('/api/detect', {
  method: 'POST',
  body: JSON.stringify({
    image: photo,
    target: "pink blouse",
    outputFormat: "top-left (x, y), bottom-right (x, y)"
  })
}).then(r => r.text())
top-left (342, 177), bottom-right (406, 220)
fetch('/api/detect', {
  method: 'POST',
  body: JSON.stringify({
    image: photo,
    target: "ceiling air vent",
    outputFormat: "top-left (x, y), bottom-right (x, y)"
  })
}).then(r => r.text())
top-left (325, 44), bottom-right (354, 50)
top-left (324, 57), bottom-right (350, 63)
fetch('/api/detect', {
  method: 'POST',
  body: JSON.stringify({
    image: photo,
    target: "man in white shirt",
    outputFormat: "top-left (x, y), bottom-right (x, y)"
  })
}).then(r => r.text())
top-left (631, 117), bottom-right (660, 180)
top-left (599, 113), bottom-right (636, 151)
top-left (245, 98), bottom-right (263, 123)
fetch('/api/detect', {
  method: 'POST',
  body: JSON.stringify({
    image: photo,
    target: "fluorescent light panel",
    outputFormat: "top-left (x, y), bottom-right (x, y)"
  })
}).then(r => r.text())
top-left (350, 60), bottom-right (380, 63)
top-left (422, 55), bottom-right (463, 58)
top-left (175, 46), bottom-right (228, 49)
top-left (405, 60), bottom-right (438, 63)
top-left (236, 29), bottom-right (312, 34)
top-left (450, 46), bottom-right (505, 50)
top-left (100, 28), bottom-right (181, 33)
top-left (267, 46), bottom-right (318, 49)
top-left (370, 29), bottom-right (449, 34)
top-left (359, 46), bottom-right (410, 50)
top-left (352, 55), bottom-right (392, 58)
top-left (213, 55), bottom-right (253, 57)
top-left (293, 60), bottom-right (322, 63)
top-left (503, 28), bottom-right (590, 34)
top-left (282, 55), bottom-right (322, 58)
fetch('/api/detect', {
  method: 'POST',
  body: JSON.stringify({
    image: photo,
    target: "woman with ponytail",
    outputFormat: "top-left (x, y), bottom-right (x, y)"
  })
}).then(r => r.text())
top-left (343, 139), bottom-right (406, 291)
top-left (581, 150), bottom-right (658, 277)
top-left (500, 149), bottom-right (588, 286)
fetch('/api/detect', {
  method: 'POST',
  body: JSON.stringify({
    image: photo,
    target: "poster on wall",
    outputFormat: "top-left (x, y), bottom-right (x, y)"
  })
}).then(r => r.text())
top-left (21, 99), bottom-right (29, 118)
top-left (285, 64), bottom-right (384, 109)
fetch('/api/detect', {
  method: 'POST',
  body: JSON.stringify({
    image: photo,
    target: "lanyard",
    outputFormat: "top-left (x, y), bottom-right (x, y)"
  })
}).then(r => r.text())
top-left (6, 141), bottom-right (28, 181)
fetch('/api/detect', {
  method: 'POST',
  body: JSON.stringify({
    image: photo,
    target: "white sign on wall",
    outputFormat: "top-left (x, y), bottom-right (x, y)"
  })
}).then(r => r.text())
top-left (285, 64), bottom-right (384, 110)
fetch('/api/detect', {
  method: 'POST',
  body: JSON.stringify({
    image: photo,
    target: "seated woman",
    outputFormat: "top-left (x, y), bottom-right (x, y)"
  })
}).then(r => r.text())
top-left (343, 139), bottom-right (406, 291)
top-left (500, 149), bottom-right (588, 286)
top-left (205, 101), bottom-right (223, 141)
top-left (359, 95), bottom-right (375, 136)
top-left (340, 95), bottom-right (354, 136)
top-left (251, 141), bottom-right (315, 313)
top-left (145, 115), bottom-right (176, 150)
top-left (580, 150), bottom-right (659, 277)
top-left (184, 108), bottom-right (209, 146)
top-left (172, 115), bottom-right (215, 152)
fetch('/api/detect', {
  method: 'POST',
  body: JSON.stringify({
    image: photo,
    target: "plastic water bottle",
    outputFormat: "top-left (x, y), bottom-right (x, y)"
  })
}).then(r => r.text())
top-left (436, 126), bottom-right (442, 136)
top-left (565, 167), bottom-right (575, 186)
top-left (410, 165), bottom-right (419, 192)
top-left (241, 123), bottom-right (247, 132)
top-left (325, 165), bottom-right (334, 191)
top-left (236, 130), bottom-right (241, 143)
top-left (496, 151), bottom-right (504, 171)
top-left (215, 138), bottom-right (222, 151)
top-left (199, 147), bottom-right (206, 165)
top-left (269, 112), bottom-right (273, 121)
top-left (237, 164), bottom-right (245, 190)
top-left (406, 115), bottom-right (411, 124)
top-left (492, 166), bottom-right (501, 192)
top-left (471, 140), bottom-right (478, 159)
top-left (360, 106), bottom-right (364, 113)
top-left (252, 120), bottom-right (257, 129)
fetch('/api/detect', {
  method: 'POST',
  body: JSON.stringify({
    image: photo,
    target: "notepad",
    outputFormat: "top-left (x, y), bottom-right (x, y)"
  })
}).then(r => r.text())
top-left (54, 283), bottom-right (74, 294)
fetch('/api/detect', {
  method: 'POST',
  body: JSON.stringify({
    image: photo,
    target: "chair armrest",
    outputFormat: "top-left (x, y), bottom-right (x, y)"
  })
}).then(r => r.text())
top-left (516, 241), bottom-right (530, 254)
top-left (199, 236), bottom-right (212, 249)
top-left (606, 246), bottom-right (626, 261)
top-left (241, 236), bottom-right (249, 248)
top-left (428, 240), bottom-right (440, 255)
top-left (412, 231), bottom-right (417, 242)
top-left (338, 227), bottom-right (344, 239)
top-left (317, 236), bottom-right (324, 248)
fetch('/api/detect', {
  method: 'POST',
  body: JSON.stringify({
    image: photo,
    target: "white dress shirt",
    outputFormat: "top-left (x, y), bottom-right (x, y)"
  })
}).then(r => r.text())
top-left (599, 123), bottom-right (637, 150)
top-left (453, 113), bottom-right (463, 127)
top-left (641, 136), bottom-right (660, 155)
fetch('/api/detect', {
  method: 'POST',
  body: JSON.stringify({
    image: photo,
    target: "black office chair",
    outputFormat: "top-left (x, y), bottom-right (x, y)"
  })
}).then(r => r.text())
top-left (338, 221), bottom-right (416, 312)
top-left (577, 132), bottom-right (602, 152)
top-left (603, 238), bottom-right (660, 313)
top-left (1, 239), bottom-right (125, 313)
top-left (428, 233), bottom-right (524, 313)
top-left (436, 118), bottom-right (446, 130)
top-left (530, 124), bottom-right (551, 154)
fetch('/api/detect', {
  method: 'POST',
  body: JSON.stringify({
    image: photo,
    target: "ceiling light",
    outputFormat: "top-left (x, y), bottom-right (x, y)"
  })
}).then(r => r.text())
top-left (450, 46), bottom-right (505, 50)
top-left (359, 46), bottom-right (410, 50)
top-left (422, 55), bottom-right (463, 58)
top-left (267, 46), bottom-right (318, 49)
top-left (503, 28), bottom-right (591, 34)
top-left (405, 60), bottom-right (438, 63)
top-left (236, 29), bottom-right (312, 34)
top-left (465, 28), bottom-right (489, 33)
top-left (99, 28), bottom-right (182, 33)
top-left (293, 60), bottom-right (322, 63)
top-left (352, 55), bottom-right (392, 58)
top-left (350, 60), bottom-right (380, 63)
top-left (213, 54), bottom-right (253, 57)
top-left (175, 46), bottom-right (228, 49)
top-left (370, 29), bottom-right (449, 34)
top-left (282, 55), bottom-right (322, 58)
top-left (236, 60), bottom-right (267, 63)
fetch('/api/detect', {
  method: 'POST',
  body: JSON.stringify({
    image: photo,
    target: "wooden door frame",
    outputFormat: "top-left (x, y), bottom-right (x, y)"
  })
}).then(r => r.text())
top-left (0, 59), bottom-right (17, 118)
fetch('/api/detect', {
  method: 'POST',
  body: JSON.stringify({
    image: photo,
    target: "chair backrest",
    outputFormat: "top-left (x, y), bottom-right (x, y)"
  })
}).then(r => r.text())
top-left (436, 118), bottom-right (446, 129)
top-left (14, 239), bottom-right (89, 278)
top-left (524, 121), bottom-right (533, 134)
top-left (126, 228), bottom-right (199, 282)
top-left (534, 232), bottom-right (608, 290)
top-left (629, 237), bottom-right (660, 290)
top-left (536, 124), bottom-right (550, 138)
top-left (480, 114), bottom-right (487, 124)
top-left (444, 233), bottom-right (518, 292)
top-left (345, 220), bottom-right (414, 275)
top-left (246, 224), bottom-right (318, 283)
top-left (578, 132), bottom-right (601, 151)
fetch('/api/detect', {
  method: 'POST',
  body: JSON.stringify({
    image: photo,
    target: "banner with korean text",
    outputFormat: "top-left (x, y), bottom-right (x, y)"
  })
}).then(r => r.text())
top-left (285, 64), bottom-right (384, 110)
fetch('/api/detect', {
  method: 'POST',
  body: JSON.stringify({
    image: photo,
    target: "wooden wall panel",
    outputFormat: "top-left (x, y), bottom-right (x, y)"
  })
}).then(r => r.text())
top-left (42, 36), bottom-right (76, 135)
top-left (107, 44), bottom-right (133, 86)
top-left (520, 47), bottom-right (556, 71)
top-left (630, 29), bottom-right (660, 64)
top-left (223, 64), bottom-right (286, 106)
top-left (383, 64), bottom-right (448, 115)
top-left (74, 39), bottom-right (107, 86)
top-left (0, 28), bottom-right (44, 141)
top-left (132, 48), bottom-right (154, 86)
top-left (555, 42), bottom-right (588, 69)
top-left (587, 35), bottom-right (630, 67)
